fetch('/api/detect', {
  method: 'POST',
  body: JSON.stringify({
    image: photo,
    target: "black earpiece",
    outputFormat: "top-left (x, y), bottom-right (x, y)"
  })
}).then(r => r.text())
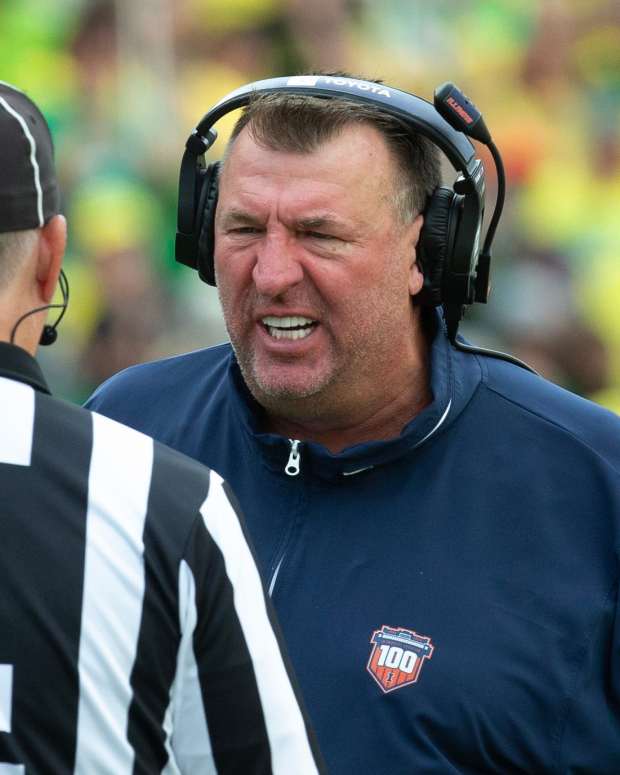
top-left (39, 324), bottom-right (58, 346)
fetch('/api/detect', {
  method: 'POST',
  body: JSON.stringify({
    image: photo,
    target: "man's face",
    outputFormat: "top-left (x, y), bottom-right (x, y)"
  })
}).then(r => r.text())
top-left (214, 123), bottom-right (424, 420)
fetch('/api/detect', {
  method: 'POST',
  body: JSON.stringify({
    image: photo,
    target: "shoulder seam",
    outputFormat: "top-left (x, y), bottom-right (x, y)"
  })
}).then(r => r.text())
top-left (481, 382), bottom-right (620, 477)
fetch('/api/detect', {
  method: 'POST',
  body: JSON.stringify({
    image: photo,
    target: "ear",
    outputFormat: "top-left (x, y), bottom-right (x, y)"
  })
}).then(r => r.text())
top-left (408, 213), bottom-right (424, 297)
top-left (36, 214), bottom-right (67, 303)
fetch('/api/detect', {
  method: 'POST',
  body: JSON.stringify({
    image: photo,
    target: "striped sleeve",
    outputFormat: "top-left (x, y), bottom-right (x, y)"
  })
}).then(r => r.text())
top-left (0, 382), bottom-right (322, 774)
top-left (172, 472), bottom-right (324, 775)
top-left (74, 411), bottom-right (155, 773)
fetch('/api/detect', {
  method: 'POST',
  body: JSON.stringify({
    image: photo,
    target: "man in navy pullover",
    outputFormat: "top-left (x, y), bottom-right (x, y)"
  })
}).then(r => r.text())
top-left (87, 76), bottom-right (620, 773)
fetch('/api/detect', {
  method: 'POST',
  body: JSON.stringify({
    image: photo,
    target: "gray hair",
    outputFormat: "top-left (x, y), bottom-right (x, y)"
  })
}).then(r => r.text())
top-left (225, 88), bottom-right (442, 223)
top-left (0, 229), bottom-right (38, 287)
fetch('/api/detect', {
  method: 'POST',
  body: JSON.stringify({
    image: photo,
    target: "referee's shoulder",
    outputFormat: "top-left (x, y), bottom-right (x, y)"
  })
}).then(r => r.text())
top-left (46, 392), bottom-right (220, 552)
top-left (92, 404), bottom-right (216, 510)
top-left (147, 428), bottom-right (223, 554)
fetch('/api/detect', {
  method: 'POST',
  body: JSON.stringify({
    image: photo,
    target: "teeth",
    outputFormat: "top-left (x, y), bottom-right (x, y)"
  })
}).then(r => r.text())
top-left (261, 315), bottom-right (317, 340)
top-left (262, 315), bottom-right (315, 328)
top-left (269, 327), bottom-right (313, 340)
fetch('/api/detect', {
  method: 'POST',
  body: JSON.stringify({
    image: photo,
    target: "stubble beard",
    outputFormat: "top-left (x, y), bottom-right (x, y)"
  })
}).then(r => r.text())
top-left (230, 334), bottom-right (338, 418)
top-left (222, 281), bottom-right (417, 426)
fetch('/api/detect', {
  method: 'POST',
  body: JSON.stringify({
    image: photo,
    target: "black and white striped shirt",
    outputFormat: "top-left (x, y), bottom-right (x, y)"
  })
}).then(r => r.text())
top-left (0, 343), bottom-right (323, 774)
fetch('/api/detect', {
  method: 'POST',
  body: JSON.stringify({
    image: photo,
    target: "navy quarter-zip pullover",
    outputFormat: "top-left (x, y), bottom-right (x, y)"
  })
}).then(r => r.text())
top-left (86, 322), bottom-right (620, 774)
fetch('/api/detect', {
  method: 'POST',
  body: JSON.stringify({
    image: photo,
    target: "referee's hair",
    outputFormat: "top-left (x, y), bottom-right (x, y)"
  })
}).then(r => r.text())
top-left (0, 229), bottom-right (38, 287)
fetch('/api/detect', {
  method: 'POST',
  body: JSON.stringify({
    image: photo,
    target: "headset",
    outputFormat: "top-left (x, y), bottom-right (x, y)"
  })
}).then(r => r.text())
top-left (175, 74), bottom-right (536, 373)
top-left (10, 268), bottom-right (69, 347)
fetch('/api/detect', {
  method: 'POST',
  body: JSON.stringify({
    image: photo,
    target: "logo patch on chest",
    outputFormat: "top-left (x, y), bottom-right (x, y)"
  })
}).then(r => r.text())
top-left (367, 625), bottom-right (434, 693)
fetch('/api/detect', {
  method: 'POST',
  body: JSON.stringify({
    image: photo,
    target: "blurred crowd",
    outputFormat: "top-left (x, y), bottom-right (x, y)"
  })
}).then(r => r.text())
top-left (1, 0), bottom-right (619, 411)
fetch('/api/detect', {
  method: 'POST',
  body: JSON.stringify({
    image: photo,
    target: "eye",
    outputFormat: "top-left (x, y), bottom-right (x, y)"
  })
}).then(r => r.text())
top-left (304, 230), bottom-right (337, 241)
top-left (228, 226), bottom-right (262, 236)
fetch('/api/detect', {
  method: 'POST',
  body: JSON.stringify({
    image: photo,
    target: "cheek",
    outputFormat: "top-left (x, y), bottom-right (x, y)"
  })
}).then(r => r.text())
top-left (361, 263), bottom-right (415, 326)
top-left (325, 272), bottom-right (399, 344)
top-left (318, 251), bottom-right (407, 322)
top-left (357, 249), bottom-right (413, 302)
top-left (213, 244), bottom-right (231, 281)
top-left (215, 248), bottom-right (249, 297)
top-left (214, 257), bottom-right (243, 324)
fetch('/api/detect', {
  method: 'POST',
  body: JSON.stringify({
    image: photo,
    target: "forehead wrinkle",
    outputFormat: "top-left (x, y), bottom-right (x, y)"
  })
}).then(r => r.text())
top-left (219, 125), bottom-right (401, 234)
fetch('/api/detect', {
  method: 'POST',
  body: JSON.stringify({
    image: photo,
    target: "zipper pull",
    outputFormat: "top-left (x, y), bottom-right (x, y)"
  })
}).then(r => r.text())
top-left (285, 439), bottom-right (301, 476)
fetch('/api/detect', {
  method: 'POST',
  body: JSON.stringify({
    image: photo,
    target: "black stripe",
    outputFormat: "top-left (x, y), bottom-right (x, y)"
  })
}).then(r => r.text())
top-left (221, 482), bottom-right (327, 775)
top-left (128, 442), bottom-right (212, 774)
top-left (185, 511), bottom-right (273, 774)
top-left (0, 394), bottom-right (91, 772)
top-left (0, 735), bottom-right (20, 767)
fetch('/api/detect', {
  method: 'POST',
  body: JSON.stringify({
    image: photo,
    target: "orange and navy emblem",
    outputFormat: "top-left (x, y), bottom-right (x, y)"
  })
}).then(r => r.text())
top-left (367, 625), bottom-right (434, 693)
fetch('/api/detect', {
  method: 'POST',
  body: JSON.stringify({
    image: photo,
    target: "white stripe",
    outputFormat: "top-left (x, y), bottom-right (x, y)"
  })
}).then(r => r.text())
top-left (414, 399), bottom-right (452, 448)
top-left (0, 665), bottom-right (13, 732)
top-left (0, 95), bottom-right (44, 225)
top-left (342, 465), bottom-right (373, 476)
top-left (0, 666), bottom-right (25, 773)
top-left (0, 378), bottom-right (34, 466)
top-left (268, 554), bottom-right (284, 597)
top-left (74, 413), bottom-right (153, 775)
top-left (160, 713), bottom-right (182, 775)
top-left (166, 560), bottom-right (215, 774)
top-left (200, 473), bottom-right (319, 775)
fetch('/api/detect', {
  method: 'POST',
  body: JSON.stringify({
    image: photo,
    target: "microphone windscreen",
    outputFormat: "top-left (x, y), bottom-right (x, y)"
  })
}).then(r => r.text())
top-left (39, 325), bottom-right (58, 346)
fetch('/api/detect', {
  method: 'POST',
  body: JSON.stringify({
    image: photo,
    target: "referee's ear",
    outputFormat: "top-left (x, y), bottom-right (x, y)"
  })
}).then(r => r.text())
top-left (37, 214), bottom-right (67, 304)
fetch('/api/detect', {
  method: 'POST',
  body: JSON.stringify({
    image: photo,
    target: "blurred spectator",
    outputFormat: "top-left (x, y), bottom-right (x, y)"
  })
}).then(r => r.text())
top-left (3, 0), bottom-right (618, 412)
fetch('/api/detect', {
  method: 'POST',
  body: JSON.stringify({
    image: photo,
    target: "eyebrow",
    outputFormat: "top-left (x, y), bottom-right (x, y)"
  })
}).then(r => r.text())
top-left (219, 210), bottom-right (349, 232)
top-left (295, 216), bottom-right (346, 231)
top-left (218, 210), bottom-right (263, 229)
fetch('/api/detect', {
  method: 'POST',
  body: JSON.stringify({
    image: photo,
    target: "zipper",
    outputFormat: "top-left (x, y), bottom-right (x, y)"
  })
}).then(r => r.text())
top-left (270, 440), bottom-right (302, 594)
top-left (272, 407), bottom-right (451, 593)
top-left (285, 438), bottom-right (301, 476)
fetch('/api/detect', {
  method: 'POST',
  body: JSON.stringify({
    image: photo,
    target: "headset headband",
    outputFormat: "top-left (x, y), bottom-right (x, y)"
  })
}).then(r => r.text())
top-left (189, 75), bottom-right (477, 176)
top-left (178, 75), bottom-right (487, 282)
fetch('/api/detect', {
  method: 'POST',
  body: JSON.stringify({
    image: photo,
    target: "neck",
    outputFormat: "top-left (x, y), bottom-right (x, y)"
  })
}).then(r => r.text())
top-left (264, 346), bottom-right (432, 454)
top-left (0, 272), bottom-right (44, 356)
top-left (0, 307), bottom-right (43, 355)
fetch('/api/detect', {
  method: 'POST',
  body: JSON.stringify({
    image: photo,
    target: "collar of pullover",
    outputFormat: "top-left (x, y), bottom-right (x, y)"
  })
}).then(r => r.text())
top-left (0, 341), bottom-right (50, 394)
top-left (228, 315), bottom-right (482, 481)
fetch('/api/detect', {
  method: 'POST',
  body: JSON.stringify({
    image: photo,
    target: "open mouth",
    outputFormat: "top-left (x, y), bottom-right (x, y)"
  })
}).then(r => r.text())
top-left (261, 315), bottom-right (318, 340)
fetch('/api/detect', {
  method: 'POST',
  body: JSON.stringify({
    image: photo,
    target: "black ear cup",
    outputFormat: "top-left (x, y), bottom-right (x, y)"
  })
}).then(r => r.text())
top-left (416, 187), bottom-right (462, 306)
top-left (195, 162), bottom-right (220, 286)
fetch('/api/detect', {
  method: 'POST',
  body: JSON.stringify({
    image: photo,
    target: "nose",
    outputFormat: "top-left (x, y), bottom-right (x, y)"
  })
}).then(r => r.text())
top-left (252, 231), bottom-right (304, 297)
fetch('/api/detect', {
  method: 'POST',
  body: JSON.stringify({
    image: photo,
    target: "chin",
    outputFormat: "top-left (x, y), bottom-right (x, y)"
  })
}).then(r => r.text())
top-left (234, 345), bottom-right (333, 404)
top-left (249, 367), bottom-right (330, 404)
top-left (256, 377), bottom-right (323, 401)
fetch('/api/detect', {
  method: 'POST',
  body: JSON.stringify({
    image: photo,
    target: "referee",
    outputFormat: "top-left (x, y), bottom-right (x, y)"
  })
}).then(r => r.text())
top-left (0, 83), bottom-right (324, 774)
